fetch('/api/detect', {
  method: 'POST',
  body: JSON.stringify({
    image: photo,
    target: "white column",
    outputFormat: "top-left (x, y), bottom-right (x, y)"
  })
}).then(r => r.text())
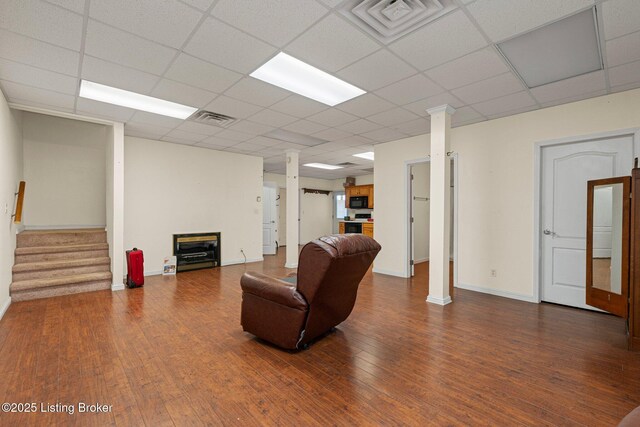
top-left (426, 105), bottom-right (455, 305)
top-left (285, 149), bottom-right (300, 269)
top-left (107, 122), bottom-right (125, 290)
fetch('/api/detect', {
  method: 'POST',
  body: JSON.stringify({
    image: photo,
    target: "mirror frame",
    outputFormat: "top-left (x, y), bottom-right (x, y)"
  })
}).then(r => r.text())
top-left (586, 176), bottom-right (631, 318)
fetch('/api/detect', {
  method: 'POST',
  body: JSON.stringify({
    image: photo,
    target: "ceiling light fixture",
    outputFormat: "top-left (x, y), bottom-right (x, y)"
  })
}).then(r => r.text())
top-left (303, 163), bottom-right (343, 170)
top-left (79, 80), bottom-right (198, 119)
top-left (353, 151), bottom-right (375, 160)
top-left (250, 52), bottom-right (366, 106)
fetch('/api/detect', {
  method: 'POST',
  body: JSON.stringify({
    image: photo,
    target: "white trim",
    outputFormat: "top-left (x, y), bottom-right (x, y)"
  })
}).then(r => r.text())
top-left (414, 257), bottom-right (429, 264)
top-left (0, 297), bottom-right (11, 320)
top-left (222, 257), bottom-right (263, 266)
top-left (16, 224), bottom-right (25, 233)
top-left (426, 104), bottom-right (456, 116)
top-left (372, 267), bottom-right (409, 278)
top-left (426, 295), bottom-right (452, 305)
top-left (24, 224), bottom-right (106, 230)
top-left (111, 283), bottom-right (125, 291)
top-left (284, 262), bottom-right (298, 269)
top-left (456, 282), bottom-right (538, 303)
top-left (144, 270), bottom-right (162, 277)
top-left (533, 127), bottom-right (640, 304)
top-left (8, 102), bottom-right (118, 126)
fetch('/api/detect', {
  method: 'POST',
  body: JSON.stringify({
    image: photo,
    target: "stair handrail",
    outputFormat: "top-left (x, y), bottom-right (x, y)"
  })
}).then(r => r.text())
top-left (12, 181), bottom-right (25, 224)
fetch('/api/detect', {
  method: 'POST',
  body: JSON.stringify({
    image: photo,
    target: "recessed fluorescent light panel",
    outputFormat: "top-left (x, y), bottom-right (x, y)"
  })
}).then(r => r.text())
top-left (497, 8), bottom-right (602, 88)
top-left (79, 80), bottom-right (198, 119)
top-left (353, 151), bottom-right (374, 161)
top-left (304, 163), bottom-right (343, 170)
top-left (250, 52), bottom-right (366, 106)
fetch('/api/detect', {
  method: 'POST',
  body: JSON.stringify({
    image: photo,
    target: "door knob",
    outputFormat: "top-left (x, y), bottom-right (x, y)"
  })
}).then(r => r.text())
top-left (543, 229), bottom-right (556, 236)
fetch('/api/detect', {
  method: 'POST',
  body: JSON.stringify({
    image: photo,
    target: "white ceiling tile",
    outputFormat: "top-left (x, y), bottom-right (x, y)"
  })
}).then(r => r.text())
top-left (609, 81), bottom-right (640, 93)
top-left (0, 0), bottom-right (84, 50)
top-left (129, 111), bottom-right (184, 128)
top-left (451, 73), bottom-right (524, 104)
top-left (82, 56), bottom-right (160, 94)
top-left (44, 0), bottom-right (85, 14)
top-left (539, 89), bottom-right (607, 108)
top-left (90, 0), bottom-right (203, 49)
top-left (486, 104), bottom-right (538, 120)
top-left (336, 94), bottom-right (395, 117)
top-left (337, 50), bottom-right (417, 91)
top-left (270, 95), bottom-right (328, 118)
top-left (335, 119), bottom-right (383, 134)
top-left (161, 136), bottom-right (198, 146)
top-left (606, 31), bottom-right (640, 67)
top-left (75, 97), bottom-right (136, 122)
top-left (393, 118), bottom-right (430, 136)
top-left (179, 0), bottom-right (215, 11)
top-left (200, 136), bottom-right (238, 147)
top-left (287, 14), bottom-right (380, 72)
top-left (151, 79), bottom-right (217, 108)
top-left (125, 121), bottom-right (173, 140)
top-left (1, 80), bottom-right (75, 109)
top-left (85, 20), bottom-right (176, 75)
top-left (451, 106), bottom-right (484, 125)
top-left (247, 136), bottom-right (284, 147)
top-left (249, 109), bottom-right (298, 127)
top-left (164, 128), bottom-right (208, 142)
top-left (389, 11), bottom-right (487, 70)
top-left (367, 107), bottom-right (420, 127)
top-left (229, 119), bottom-right (275, 135)
top-left (530, 70), bottom-right (605, 103)
top-left (0, 29), bottom-right (80, 76)
top-left (195, 142), bottom-right (230, 151)
top-left (225, 78), bottom-right (290, 107)
top-left (471, 91), bottom-right (537, 116)
top-left (212, 0), bottom-right (326, 47)
top-left (282, 119), bottom-right (328, 135)
top-left (361, 127), bottom-right (408, 143)
top-left (467, 0), bottom-right (594, 42)
top-left (173, 121), bottom-right (222, 136)
top-left (307, 108), bottom-right (359, 127)
top-left (165, 54), bottom-right (241, 94)
top-left (0, 58), bottom-right (77, 95)
top-left (426, 48), bottom-right (510, 90)
top-left (231, 141), bottom-right (270, 152)
top-left (204, 96), bottom-right (263, 119)
top-left (602, 0), bottom-right (640, 40)
top-left (375, 74), bottom-right (443, 105)
top-left (312, 128), bottom-right (353, 141)
top-left (608, 59), bottom-right (640, 87)
top-left (215, 129), bottom-right (254, 142)
top-left (185, 17), bottom-right (276, 73)
top-left (318, 0), bottom-right (344, 7)
top-left (403, 92), bottom-right (464, 116)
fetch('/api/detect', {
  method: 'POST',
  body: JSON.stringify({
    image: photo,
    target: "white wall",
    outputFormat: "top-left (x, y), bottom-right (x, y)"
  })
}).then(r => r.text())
top-left (22, 112), bottom-right (108, 228)
top-left (125, 137), bottom-right (263, 275)
top-left (374, 88), bottom-right (640, 300)
top-left (0, 91), bottom-right (22, 318)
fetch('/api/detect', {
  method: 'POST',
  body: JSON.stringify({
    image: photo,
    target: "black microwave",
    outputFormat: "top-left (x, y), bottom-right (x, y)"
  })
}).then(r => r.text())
top-left (349, 196), bottom-right (368, 209)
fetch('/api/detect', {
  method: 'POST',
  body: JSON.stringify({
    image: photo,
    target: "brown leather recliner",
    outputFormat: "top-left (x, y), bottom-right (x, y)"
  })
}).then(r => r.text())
top-left (240, 234), bottom-right (381, 350)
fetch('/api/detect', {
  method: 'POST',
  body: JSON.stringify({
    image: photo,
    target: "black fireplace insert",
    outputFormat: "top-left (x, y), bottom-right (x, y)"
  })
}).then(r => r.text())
top-left (173, 232), bottom-right (221, 272)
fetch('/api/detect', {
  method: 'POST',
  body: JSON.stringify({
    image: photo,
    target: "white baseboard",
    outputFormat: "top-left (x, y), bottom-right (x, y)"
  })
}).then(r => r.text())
top-left (426, 295), bottom-right (452, 306)
top-left (222, 257), bottom-right (263, 266)
top-left (0, 297), bottom-right (11, 320)
top-left (414, 257), bottom-right (429, 264)
top-left (15, 224), bottom-right (25, 233)
top-left (372, 267), bottom-right (409, 278)
top-left (456, 282), bottom-right (537, 303)
top-left (24, 224), bottom-right (106, 230)
top-left (111, 283), bottom-right (125, 291)
top-left (284, 262), bottom-right (298, 269)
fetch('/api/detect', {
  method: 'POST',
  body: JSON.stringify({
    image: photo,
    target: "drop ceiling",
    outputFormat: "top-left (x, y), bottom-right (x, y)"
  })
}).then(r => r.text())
top-left (0, 0), bottom-right (639, 180)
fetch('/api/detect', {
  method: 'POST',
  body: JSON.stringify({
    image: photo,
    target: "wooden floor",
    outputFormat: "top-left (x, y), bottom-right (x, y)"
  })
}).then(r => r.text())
top-left (1, 251), bottom-right (639, 426)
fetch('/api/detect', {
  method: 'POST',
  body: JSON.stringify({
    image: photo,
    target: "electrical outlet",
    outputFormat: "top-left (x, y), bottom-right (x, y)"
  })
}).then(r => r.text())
top-left (490, 269), bottom-right (497, 277)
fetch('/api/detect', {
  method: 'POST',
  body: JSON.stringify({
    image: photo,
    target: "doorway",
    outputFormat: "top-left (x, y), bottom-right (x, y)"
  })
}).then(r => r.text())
top-left (333, 191), bottom-right (346, 234)
top-left (277, 188), bottom-right (286, 248)
top-left (537, 130), bottom-right (637, 309)
top-left (262, 182), bottom-right (278, 255)
top-left (407, 157), bottom-right (457, 290)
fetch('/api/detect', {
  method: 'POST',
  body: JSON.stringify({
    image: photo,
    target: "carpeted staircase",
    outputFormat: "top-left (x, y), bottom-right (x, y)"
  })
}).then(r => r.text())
top-left (10, 229), bottom-right (112, 301)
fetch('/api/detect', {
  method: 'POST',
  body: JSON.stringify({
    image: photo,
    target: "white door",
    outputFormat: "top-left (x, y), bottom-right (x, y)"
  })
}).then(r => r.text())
top-left (333, 191), bottom-right (346, 234)
top-left (263, 183), bottom-right (278, 255)
top-left (541, 135), bottom-right (634, 309)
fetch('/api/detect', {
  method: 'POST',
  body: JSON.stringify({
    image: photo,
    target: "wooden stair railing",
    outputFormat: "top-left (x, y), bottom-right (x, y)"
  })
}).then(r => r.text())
top-left (12, 181), bottom-right (25, 224)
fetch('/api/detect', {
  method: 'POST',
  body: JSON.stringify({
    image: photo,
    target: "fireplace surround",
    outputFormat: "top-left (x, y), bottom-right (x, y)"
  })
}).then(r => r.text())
top-left (173, 232), bottom-right (220, 272)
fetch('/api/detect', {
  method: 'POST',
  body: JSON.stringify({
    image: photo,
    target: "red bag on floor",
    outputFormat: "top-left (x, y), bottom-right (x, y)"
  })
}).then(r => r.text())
top-left (126, 248), bottom-right (144, 288)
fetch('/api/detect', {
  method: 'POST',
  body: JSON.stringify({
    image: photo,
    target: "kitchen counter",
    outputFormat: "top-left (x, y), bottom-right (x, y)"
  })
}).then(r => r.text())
top-left (338, 219), bottom-right (374, 223)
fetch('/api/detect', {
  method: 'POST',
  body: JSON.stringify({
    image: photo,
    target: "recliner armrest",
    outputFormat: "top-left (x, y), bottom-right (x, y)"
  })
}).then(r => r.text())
top-left (240, 272), bottom-right (307, 310)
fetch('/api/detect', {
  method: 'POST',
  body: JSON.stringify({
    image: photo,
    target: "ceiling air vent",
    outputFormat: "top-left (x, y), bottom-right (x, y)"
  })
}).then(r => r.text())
top-left (338, 162), bottom-right (357, 166)
top-left (189, 110), bottom-right (237, 128)
top-left (339, 0), bottom-right (457, 43)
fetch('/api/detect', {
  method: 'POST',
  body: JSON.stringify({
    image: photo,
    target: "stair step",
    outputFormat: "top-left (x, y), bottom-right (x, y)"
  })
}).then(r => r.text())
top-left (17, 229), bottom-right (107, 248)
top-left (11, 272), bottom-right (113, 301)
top-left (12, 257), bottom-right (111, 281)
top-left (15, 249), bottom-right (110, 264)
top-left (15, 243), bottom-right (108, 255)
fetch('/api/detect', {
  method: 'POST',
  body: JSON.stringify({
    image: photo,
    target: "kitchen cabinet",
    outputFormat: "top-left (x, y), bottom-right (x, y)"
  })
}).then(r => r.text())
top-left (362, 222), bottom-right (373, 238)
top-left (346, 185), bottom-right (374, 209)
top-left (339, 222), bottom-right (345, 234)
